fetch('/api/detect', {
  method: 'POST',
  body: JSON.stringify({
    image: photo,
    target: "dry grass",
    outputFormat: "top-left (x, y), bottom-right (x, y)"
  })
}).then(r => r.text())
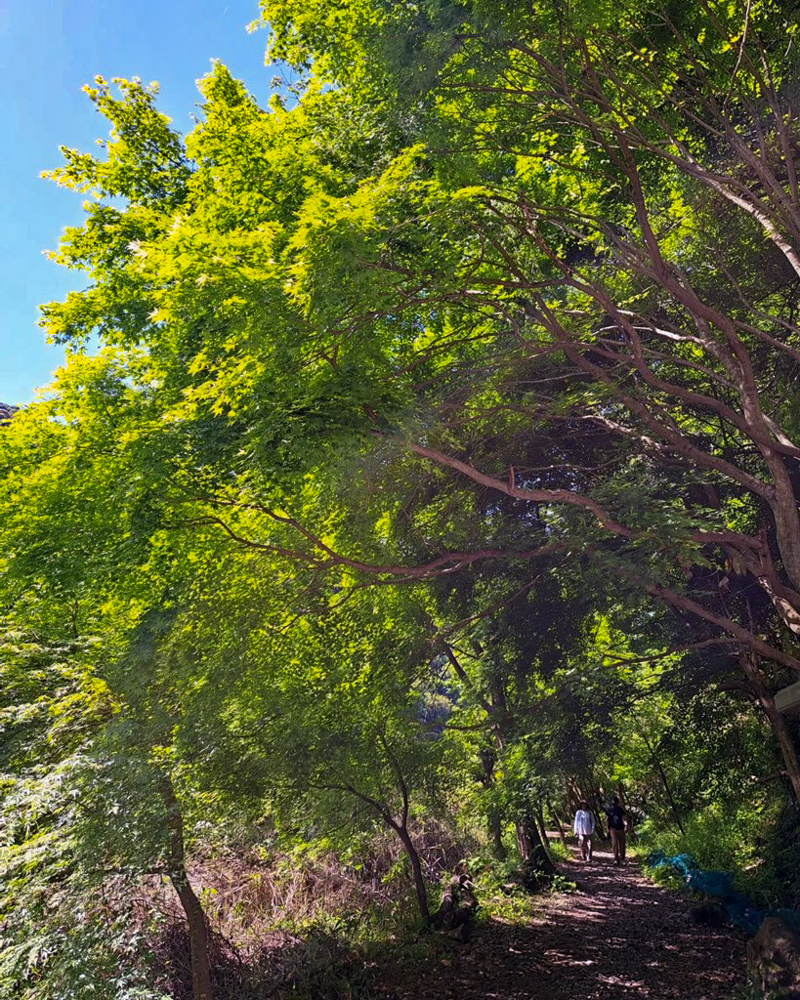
top-left (129, 820), bottom-right (478, 999)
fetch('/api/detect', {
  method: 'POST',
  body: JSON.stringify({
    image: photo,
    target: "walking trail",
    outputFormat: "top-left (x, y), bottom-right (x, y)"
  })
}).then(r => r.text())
top-left (377, 841), bottom-right (747, 999)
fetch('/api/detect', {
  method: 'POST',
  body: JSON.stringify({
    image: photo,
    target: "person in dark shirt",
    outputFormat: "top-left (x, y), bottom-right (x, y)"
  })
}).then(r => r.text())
top-left (605, 796), bottom-right (627, 865)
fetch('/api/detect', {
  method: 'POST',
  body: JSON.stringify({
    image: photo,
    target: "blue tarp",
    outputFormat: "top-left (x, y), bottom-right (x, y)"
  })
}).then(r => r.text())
top-left (646, 851), bottom-right (800, 937)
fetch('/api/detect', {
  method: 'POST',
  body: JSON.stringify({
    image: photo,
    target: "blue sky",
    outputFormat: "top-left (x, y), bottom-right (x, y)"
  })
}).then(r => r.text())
top-left (0, 0), bottom-right (273, 404)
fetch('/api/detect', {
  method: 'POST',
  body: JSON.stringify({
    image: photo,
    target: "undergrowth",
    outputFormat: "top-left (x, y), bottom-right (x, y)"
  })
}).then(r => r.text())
top-left (147, 821), bottom-right (589, 999)
top-left (5, 821), bottom-right (578, 1000)
top-left (147, 826), bottom-right (460, 999)
top-left (463, 842), bottom-right (575, 925)
top-left (546, 839), bottom-right (571, 864)
top-left (633, 798), bottom-right (800, 907)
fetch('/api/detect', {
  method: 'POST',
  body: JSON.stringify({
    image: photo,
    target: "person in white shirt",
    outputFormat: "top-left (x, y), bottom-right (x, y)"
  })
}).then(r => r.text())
top-left (573, 800), bottom-right (595, 861)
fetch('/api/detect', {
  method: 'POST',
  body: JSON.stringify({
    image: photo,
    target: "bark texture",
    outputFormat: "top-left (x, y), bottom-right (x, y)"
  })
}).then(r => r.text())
top-left (160, 776), bottom-right (214, 1000)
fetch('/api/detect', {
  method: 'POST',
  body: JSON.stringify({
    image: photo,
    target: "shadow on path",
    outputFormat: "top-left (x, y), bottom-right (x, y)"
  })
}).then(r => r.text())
top-left (375, 843), bottom-right (746, 1000)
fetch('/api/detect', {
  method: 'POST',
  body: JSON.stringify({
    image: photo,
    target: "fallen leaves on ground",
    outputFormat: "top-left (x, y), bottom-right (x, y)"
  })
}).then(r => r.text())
top-left (368, 846), bottom-right (746, 1000)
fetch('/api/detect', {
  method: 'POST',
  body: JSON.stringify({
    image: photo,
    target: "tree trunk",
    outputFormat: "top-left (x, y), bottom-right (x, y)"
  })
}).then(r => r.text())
top-left (535, 804), bottom-right (550, 853)
top-left (432, 874), bottom-right (478, 941)
top-left (548, 800), bottom-right (568, 848)
top-left (583, 773), bottom-right (606, 839)
top-left (566, 779), bottom-right (582, 814)
top-left (173, 878), bottom-right (215, 1000)
top-left (516, 814), bottom-right (556, 877)
top-left (762, 703), bottom-right (800, 806)
top-left (591, 802), bottom-right (607, 840)
top-left (740, 654), bottom-right (800, 806)
top-left (616, 783), bottom-right (633, 835)
top-left (160, 777), bottom-right (214, 1000)
top-left (764, 457), bottom-right (800, 597)
top-left (638, 727), bottom-right (686, 835)
top-left (488, 809), bottom-right (507, 860)
top-left (478, 747), bottom-right (507, 860)
top-left (396, 824), bottom-right (430, 920)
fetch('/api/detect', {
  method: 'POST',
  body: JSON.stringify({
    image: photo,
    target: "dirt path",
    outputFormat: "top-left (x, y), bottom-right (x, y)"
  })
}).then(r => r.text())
top-left (376, 843), bottom-right (747, 999)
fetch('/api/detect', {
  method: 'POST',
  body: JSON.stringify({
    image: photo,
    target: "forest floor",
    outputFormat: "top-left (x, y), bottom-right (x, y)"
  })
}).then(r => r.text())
top-left (371, 840), bottom-right (748, 1000)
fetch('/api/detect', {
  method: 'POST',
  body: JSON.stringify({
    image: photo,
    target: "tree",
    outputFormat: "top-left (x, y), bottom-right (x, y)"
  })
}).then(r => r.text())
top-left (51, 9), bottom-right (797, 719)
top-left (252, 0), bottom-right (800, 795)
top-left (153, 571), bottom-right (467, 922)
top-left (3, 8), bottom-right (800, 980)
top-left (0, 624), bottom-right (152, 1000)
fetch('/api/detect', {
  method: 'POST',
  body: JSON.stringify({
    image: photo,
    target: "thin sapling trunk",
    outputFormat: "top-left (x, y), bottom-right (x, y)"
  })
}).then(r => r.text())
top-left (159, 776), bottom-right (214, 1000)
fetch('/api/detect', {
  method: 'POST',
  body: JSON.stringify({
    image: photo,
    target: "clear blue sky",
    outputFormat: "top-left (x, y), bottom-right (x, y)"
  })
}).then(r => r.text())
top-left (0, 0), bottom-right (273, 405)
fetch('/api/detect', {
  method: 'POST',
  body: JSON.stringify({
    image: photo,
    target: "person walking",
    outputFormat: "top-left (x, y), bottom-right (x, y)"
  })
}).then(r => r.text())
top-left (573, 800), bottom-right (595, 861)
top-left (605, 796), bottom-right (627, 865)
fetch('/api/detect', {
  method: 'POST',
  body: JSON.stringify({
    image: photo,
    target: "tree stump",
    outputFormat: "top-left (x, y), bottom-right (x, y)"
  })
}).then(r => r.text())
top-left (431, 874), bottom-right (478, 941)
top-left (747, 917), bottom-right (800, 996)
